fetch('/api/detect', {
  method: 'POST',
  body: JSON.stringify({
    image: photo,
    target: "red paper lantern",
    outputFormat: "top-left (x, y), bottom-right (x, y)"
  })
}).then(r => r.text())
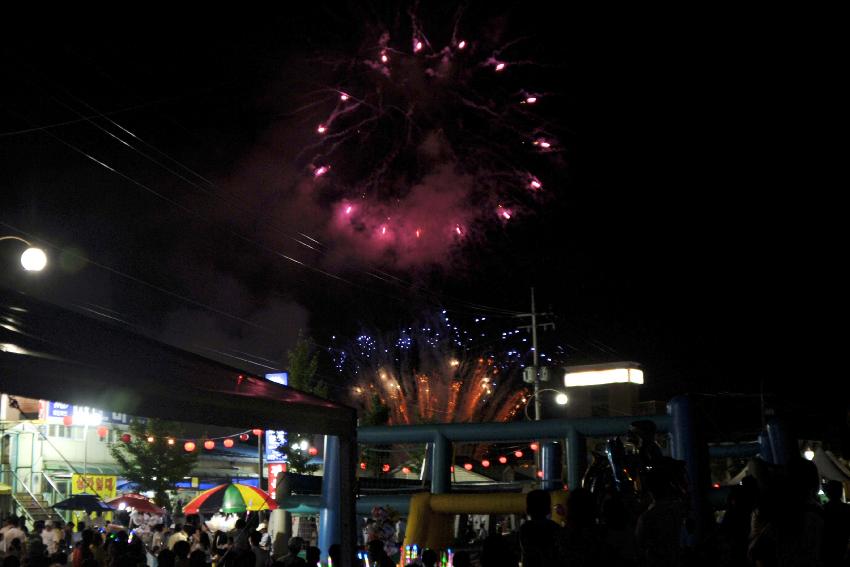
top-left (63, 415), bottom-right (73, 427)
top-left (223, 438), bottom-right (235, 448)
top-left (204, 440), bottom-right (215, 450)
top-left (450, 466), bottom-right (455, 473)
top-left (402, 467), bottom-right (411, 474)
top-left (308, 447), bottom-right (318, 456)
top-left (498, 456), bottom-right (508, 464)
top-left (252, 429), bottom-right (263, 437)
top-left (530, 442), bottom-right (539, 452)
top-left (360, 462), bottom-right (367, 470)
top-left (381, 464), bottom-right (390, 473)
top-left (184, 441), bottom-right (196, 452)
top-left (514, 450), bottom-right (524, 458)
top-left (537, 471), bottom-right (544, 478)
top-left (239, 434), bottom-right (249, 441)
top-left (482, 460), bottom-right (490, 468)
top-left (464, 463), bottom-right (474, 471)
top-left (96, 426), bottom-right (108, 438)
top-left (121, 433), bottom-right (132, 443)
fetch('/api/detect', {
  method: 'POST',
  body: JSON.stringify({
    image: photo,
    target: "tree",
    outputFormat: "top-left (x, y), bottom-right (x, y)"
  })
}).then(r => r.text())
top-left (273, 434), bottom-right (320, 475)
top-left (287, 331), bottom-right (327, 397)
top-left (360, 394), bottom-right (391, 474)
top-left (269, 333), bottom-right (327, 475)
top-left (110, 419), bottom-right (198, 509)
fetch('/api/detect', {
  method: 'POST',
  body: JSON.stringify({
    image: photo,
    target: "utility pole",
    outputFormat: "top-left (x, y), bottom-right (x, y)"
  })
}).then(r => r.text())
top-left (516, 288), bottom-right (555, 421)
top-left (258, 434), bottom-right (263, 490)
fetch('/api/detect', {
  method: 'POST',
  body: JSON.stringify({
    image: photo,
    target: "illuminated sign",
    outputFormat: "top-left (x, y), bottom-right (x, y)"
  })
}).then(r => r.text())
top-left (267, 463), bottom-right (287, 499)
top-left (265, 430), bottom-right (288, 462)
top-left (265, 372), bottom-right (289, 386)
top-left (71, 474), bottom-right (117, 500)
top-left (39, 401), bottom-right (141, 425)
top-left (563, 362), bottom-right (644, 388)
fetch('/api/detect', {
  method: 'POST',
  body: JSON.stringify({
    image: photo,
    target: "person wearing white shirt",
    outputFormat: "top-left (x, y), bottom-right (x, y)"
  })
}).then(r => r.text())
top-left (41, 521), bottom-right (61, 555)
top-left (167, 525), bottom-right (189, 550)
top-left (0, 518), bottom-right (26, 554)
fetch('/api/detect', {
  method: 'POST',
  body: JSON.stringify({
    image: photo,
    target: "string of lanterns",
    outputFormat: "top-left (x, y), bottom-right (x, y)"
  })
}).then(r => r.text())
top-left (359, 441), bottom-right (544, 473)
top-left (59, 416), bottom-right (267, 452)
top-left (142, 429), bottom-right (265, 452)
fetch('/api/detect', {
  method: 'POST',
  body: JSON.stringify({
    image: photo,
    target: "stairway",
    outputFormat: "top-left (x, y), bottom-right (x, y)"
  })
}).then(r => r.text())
top-left (13, 492), bottom-right (60, 523)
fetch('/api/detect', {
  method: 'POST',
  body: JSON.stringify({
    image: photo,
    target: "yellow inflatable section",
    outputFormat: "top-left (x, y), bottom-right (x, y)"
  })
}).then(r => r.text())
top-left (402, 490), bottom-right (568, 553)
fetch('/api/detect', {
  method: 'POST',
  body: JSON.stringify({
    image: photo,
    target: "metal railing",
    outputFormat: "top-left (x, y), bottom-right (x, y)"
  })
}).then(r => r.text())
top-left (39, 470), bottom-right (69, 523)
top-left (40, 470), bottom-right (66, 503)
top-left (1, 466), bottom-right (59, 525)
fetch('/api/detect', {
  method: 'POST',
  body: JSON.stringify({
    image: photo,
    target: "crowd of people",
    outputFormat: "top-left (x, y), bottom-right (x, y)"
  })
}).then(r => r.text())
top-left (0, 515), bottom-right (337, 567)
top-left (4, 455), bottom-right (850, 567)
top-left (442, 456), bottom-right (849, 566)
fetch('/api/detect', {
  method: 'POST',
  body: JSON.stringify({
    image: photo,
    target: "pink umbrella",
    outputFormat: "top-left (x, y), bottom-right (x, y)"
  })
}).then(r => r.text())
top-left (107, 493), bottom-right (164, 515)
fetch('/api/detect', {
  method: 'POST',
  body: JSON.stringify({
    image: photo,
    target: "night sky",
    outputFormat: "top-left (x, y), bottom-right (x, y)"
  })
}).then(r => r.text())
top-left (0, 8), bottom-right (833, 435)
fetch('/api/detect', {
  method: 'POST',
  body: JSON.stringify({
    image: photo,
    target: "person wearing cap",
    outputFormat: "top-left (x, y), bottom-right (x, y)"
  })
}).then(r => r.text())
top-left (275, 537), bottom-right (306, 567)
top-left (256, 523), bottom-right (271, 551)
top-left (41, 521), bottom-right (61, 555)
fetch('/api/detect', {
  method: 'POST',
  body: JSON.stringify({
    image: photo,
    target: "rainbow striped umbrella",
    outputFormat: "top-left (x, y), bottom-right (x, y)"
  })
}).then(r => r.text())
top-left (182, 483), bottom-right (277, 515)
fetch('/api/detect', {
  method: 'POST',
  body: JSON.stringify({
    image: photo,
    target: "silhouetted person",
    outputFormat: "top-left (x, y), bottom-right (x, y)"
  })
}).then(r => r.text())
top-left (560, 487), bottom-right (604, 565)
top-left (72, 529), bottom-right (94, 567)
top-left (304, 547), bottom-right (320, 567)
top-left (366, 540), bottom-right (393, 567)
top-left (635, 468), bottom-right (685, 566)
top-left (48, 551), bottom-right (67, 567)
top-left (822, 480), bottom-right (850, 566)
top-left (327, 544), bottom-right (341, 567)
top-left (600, 492), bottom-right (636, 566)
top-left (480, 534), bottom-right (518, 567)
top-left (421, 549), bottom-right (438, 567)
top-left (174, 540), bottom-right (192, 567)
top-left (749, 457), bottom-right (824, 566)
top-left (719, 484), bottom-right (757, 567)
top-left (629, 420), bottom-right (664, 464)
top-left (518, 490), bottom-right (563, 567)
top-left (230, 520), bottom-right (250, 552)
top-left (452, 551), bottom-right (471, 567)
top-left (189, 549), bottom-right (207, 567)
top-left (156, 549), bottom-right (174, 567)
top-left (276, 538), bottom-right (305, 567)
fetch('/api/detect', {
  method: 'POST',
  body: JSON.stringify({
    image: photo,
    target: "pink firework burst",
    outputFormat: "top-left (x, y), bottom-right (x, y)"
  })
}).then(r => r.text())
top-left (287, 7), bottom-right (566, 268)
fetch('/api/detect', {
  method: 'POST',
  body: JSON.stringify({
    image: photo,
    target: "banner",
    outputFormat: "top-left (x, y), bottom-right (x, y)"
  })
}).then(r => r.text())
top-left (267, 463), bottom-right (287, 499)
top-left (71, 474), bottom-right (118, 501)
top-left (265, 430), bottom-right (288, 462)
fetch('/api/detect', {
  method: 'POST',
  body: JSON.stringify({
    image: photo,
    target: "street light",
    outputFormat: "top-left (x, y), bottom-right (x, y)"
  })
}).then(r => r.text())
top-left (523, 388), bottom-right (568, 420)
top-left (0, 236), bottom-right (47, 271)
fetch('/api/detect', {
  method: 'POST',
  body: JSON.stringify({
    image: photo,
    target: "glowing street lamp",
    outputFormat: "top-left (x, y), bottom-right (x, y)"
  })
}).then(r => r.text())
top-left (1, 236), bottom-right (47, 272)
top-left (523, 388), bottom-right (568, 420)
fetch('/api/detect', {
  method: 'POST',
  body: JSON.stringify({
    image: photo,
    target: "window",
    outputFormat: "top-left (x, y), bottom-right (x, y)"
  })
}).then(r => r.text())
top-left (46, 425), bottom-right (85, 440)
top-left (99, 429), bottom-right (121, 444)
